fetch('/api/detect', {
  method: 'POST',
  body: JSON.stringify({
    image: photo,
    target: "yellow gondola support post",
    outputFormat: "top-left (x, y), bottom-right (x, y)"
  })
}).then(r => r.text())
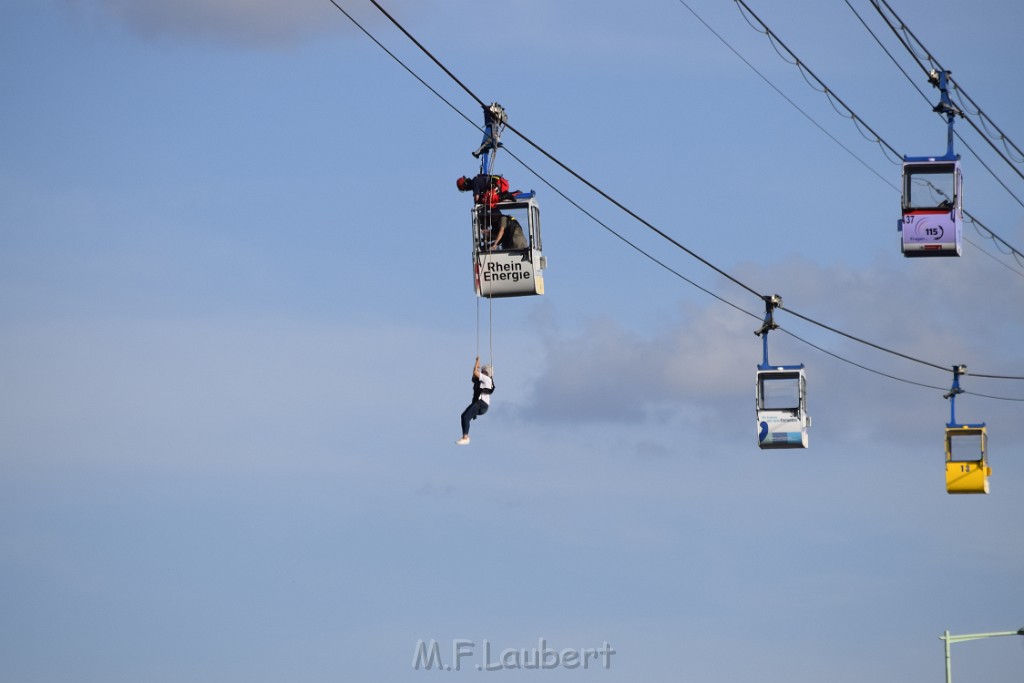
top-left (943, 365), bottom-right (989, 494)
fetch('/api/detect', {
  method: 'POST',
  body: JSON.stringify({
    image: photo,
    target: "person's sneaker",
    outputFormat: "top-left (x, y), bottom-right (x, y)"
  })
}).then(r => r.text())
top-left (455, 436), bottom-right (470, 446)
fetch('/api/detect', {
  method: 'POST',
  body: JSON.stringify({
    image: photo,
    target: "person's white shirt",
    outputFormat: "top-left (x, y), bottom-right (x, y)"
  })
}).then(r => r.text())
top-left (478, 373), bottom-right (493, 405)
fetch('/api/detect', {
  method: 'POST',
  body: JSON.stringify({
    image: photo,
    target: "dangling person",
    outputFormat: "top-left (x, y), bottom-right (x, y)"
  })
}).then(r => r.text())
top-left (455, 357), bottom-right (493, 446)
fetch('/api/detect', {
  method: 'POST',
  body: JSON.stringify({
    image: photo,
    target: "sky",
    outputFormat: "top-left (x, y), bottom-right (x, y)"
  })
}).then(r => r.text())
top-left (2, 1), bottom-right (1023, 681)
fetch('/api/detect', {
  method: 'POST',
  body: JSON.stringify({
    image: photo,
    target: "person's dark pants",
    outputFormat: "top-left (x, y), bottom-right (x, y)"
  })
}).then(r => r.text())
top-left (460, 400), bottom-right (489, 435)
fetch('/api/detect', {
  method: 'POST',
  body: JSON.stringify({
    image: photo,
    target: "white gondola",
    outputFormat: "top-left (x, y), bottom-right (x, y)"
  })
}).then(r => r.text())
top-left (460, 102), bottom-right (548, 299)
top-left (756, 364), bottom-right (810, 449)
top-left (472, 197), bottom-right (546, 298)
top-left (899, 69), bottom-right (964, 258)
top-left (900, 158), bottom-right (962, 257)
top-left (754, 295), bottom-right (810, 450)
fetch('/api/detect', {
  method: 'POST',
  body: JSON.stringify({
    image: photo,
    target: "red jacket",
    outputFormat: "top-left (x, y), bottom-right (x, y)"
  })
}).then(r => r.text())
top-left (464, 174), bottom-right (510, 208)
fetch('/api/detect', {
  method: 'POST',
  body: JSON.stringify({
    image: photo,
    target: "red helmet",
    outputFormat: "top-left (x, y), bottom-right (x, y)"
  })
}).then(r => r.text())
top-left (456, 176), bottom-right (471, 192)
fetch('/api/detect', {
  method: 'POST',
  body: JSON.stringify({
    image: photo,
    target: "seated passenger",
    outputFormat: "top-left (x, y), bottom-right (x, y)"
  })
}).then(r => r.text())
top-left (495, 215), bottom-right (528, 250)
top-left (482, 213), bottom-right (527, 251)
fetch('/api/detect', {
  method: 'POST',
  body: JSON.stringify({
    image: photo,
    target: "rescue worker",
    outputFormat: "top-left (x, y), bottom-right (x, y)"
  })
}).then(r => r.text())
top-left (456, 174), bottom-right (513, 208)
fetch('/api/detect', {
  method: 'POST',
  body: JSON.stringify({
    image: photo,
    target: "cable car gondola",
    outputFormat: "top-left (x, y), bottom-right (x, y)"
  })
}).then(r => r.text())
top-left (754, 295), bottom-right (811, 449)
top-left (472, 197), bottom-right (545, 298)
top-left (943, 365), bottom-right (990, 494)
top-left (461, 103), bottom-right (547, 299)
top-left (901, 158), bottom-right (962, 256)
top-left (756, 365), bottom-right (809, 449)
top-left (899, 70), bottom-right (964, 258)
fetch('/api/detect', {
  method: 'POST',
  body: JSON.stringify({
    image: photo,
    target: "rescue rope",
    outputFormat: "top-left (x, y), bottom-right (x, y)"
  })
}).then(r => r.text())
top-left (473, 250), bottom-right (495, 373)
top-left (488, 288), bottom-right (494, 373)
top-left (472, 147), bottom-right (504, 376)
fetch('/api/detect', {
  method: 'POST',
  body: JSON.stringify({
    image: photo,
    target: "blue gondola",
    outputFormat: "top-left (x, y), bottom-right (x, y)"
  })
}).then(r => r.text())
top-left (899, 70), bottom-right (964, 257)
top-left (754, 295), bottom-right (810, 449)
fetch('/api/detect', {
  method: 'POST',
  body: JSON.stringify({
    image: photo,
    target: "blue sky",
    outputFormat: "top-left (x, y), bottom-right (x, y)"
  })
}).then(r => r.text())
top-left (2, 1), bottom-right (1023, 681)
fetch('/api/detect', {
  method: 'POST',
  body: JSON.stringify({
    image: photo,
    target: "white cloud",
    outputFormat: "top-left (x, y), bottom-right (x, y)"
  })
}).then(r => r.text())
top-left (514, 249), bottom-right (1024, 440)
top-left (67, 0), bottom-right (390, 48)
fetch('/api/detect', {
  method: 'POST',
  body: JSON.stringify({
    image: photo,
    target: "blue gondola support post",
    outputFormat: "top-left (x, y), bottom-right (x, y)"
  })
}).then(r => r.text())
top-left (943, 365), bottom-right (990, 494)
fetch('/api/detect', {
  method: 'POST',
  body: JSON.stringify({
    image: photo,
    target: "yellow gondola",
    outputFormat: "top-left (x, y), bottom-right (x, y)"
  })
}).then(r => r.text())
top-left (945, 425), bottom-right (989, 494)
top-left (943, 366), bottom-right (989, 495)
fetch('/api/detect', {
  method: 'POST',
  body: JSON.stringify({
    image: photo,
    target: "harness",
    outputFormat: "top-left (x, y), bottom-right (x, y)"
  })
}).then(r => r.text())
top-left (473, 376), bottom-right (495, 402)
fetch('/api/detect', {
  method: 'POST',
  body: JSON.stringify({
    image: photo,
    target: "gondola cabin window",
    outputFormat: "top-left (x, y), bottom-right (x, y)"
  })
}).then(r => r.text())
top-left (947, 429), bottom-right (985, 461)
top-left (903, 162), bottom-right (957, 211)
top-left (758, 372), bottom-right (802, 412)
